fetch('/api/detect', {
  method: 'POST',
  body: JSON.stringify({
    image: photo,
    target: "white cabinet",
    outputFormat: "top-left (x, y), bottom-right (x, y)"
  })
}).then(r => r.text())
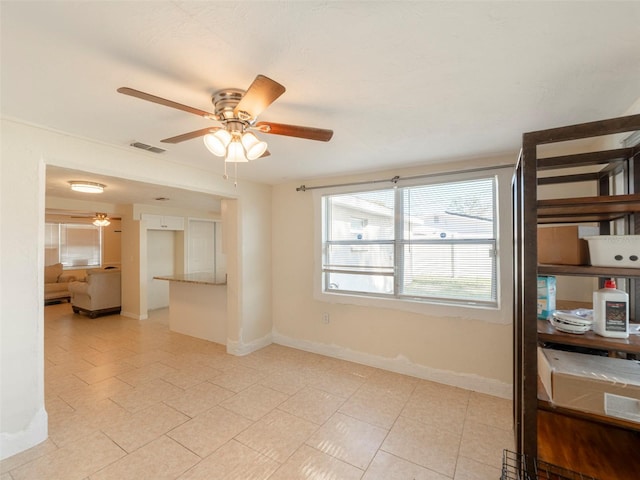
top-left (142, 214), bottom-right (184, 231)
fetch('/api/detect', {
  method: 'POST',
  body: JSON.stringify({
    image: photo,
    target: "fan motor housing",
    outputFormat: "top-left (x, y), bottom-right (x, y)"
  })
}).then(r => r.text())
top-left (212, 89), bottom-right (244, 120)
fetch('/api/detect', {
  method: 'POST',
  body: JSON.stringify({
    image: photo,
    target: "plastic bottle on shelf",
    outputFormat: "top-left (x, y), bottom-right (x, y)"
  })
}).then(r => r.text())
top-left (592, 278), bottom-right (629, 338)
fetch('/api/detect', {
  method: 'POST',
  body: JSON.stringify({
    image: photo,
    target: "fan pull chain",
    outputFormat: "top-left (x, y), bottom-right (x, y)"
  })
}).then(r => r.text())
top-left (221, 161), bottom-right (238, 187)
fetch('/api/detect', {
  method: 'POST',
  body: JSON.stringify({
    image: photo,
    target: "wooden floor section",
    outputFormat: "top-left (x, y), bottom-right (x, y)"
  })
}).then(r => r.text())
top-left (538, 410), bottom-right (640, 480)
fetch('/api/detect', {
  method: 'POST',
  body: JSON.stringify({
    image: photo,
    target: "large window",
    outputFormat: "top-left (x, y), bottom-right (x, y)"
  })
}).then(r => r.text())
top-left (322, 176), bottom-right (498, 307)
top-left (45, 223), bottom-right (102, 267)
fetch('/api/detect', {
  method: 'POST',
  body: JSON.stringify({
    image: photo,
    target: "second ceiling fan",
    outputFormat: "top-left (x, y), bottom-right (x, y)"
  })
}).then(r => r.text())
top-left (118, 74), bottom-right (333, 163)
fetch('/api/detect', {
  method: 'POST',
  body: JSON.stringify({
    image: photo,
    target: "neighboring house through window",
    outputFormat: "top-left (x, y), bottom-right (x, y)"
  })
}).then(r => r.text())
top-left (318, 167), bottom-right (512, 316)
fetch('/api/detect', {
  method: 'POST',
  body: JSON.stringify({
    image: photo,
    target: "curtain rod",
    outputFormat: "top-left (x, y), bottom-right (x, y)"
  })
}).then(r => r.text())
top-left (295, 164), bottom-right (514, 192)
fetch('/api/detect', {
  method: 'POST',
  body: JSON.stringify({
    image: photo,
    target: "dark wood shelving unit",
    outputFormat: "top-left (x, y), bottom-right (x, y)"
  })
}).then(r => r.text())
top-left (537, 319), bottom-right (640, 355)
top-left (513, 113), bottom-right (640, 476)
top-left (537, 410), bottom-right (640, 480)
top-left (539, 264), bottom-right (640, 278)
top-left (538, 193), bottom-right (640, 223)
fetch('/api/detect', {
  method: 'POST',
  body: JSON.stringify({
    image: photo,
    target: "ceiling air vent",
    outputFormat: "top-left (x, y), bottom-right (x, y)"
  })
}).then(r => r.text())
top-left (130, 141), bottom-right (166, 154)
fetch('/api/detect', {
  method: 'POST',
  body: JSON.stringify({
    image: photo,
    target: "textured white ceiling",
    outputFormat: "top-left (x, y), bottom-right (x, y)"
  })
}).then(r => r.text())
top-left (2, 1), bottom-right (639, 188)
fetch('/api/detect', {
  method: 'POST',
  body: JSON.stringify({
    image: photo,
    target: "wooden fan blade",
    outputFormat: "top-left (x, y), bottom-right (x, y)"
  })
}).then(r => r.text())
top-left (161, 127), bottom-right (221, 144)
top-left (117, 87), bottom-right (218, 119)
top-left (254, 122), bottom-right (333, 142)
top-left (234, 75), bottom-right (285, 120)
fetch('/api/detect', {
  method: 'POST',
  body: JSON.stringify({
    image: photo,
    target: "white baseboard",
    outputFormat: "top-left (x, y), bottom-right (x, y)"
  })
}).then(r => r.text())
top-left (0, 407), bottom-right (48, 461)
top-left (272, 331), bottom-right (512, 399)
top-left (227, 332), bottom-right (273, 356)
top-left (120, 311), bottom-right (148, 321)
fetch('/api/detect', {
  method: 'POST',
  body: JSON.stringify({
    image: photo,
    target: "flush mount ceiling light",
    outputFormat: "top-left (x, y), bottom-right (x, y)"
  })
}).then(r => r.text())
top-left (92, 213), bottom-right (110, 227)
top-left (69, 181), bottom-right (105, 194)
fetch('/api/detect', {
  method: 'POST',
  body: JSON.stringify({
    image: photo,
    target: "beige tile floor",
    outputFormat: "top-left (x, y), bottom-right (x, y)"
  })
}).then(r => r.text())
top-left (1, 303), bottom-right (514, 479)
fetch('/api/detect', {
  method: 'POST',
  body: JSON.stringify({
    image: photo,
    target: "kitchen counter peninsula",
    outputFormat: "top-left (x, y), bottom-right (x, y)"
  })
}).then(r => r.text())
top-left (154, 273), bottom-right (227, 344)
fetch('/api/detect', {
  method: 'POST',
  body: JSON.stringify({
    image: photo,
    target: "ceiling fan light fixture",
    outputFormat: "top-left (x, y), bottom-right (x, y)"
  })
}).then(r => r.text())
top-left (203, 129), bottom-right (231, 156)
top-left (225, 139), bottom-right (249, 163)
top-left (241, 132), bottom-right (268, 160)
top-left (69, 181), bottom-right (105, 194)
top-left (92, 213), bottom-right (110, 227)
top-left (119, 75), bottom-right (333, 184)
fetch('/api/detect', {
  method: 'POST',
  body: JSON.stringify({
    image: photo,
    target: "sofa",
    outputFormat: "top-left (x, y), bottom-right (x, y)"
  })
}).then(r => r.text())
top-left (68, 268), bottom-right (121, 318)
top-left (44, 263), bottom-right (77, 303)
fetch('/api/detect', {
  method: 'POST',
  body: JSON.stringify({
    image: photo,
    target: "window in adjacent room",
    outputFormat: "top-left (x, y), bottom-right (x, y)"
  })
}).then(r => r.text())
top-left (45, 223), bottom-right (102, 267)
top-left (321, 175), bottom-right (498, 307)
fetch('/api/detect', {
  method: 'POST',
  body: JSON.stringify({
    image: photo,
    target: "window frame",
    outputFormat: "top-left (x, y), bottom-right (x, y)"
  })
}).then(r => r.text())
top-left (313, 166), bottom-right (514, 324)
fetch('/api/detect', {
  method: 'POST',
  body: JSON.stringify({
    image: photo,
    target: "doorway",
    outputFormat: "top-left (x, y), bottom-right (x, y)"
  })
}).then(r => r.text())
top-left (146, 229), bottom-right (175, 310)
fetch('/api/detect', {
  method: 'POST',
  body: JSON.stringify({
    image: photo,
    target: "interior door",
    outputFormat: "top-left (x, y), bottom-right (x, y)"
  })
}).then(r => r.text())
top-left (188, 219), bottom-right (216, 274)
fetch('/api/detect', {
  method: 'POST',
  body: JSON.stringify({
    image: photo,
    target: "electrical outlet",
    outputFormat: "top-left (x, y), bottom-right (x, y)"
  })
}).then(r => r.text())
top-left (322, 312), bottom-right (330, 324)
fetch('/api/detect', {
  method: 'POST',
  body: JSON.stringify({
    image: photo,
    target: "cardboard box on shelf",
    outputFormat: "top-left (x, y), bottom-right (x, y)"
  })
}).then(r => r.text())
top-left (538, 347), bottom-right (640, 424)
top-left (538, 226), bottom-right (599, 265)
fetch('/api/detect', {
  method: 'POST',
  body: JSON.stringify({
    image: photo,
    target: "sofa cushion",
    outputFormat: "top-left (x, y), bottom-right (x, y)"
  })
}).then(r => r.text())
top-left (45, 282), bottom-right (70, 294)
top-left (45, 263), bottom-right (63, 283)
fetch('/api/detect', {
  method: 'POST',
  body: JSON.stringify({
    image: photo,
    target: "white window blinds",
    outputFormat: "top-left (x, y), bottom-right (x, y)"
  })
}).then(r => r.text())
top-left (45, 223), bottom-right (102, 267)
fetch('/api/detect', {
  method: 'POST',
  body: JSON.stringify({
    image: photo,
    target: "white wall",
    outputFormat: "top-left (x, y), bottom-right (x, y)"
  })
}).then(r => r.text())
top-left (0, 129), bottom-right (48, 459)
top-left (120, 205), bottom-right (142, 319)
top-left (622, 96), bottom-right (640, 118)
top-left (272, 157), bottom-right (516, 398)
top-left (225, 186), bottom-right (274, 355)
top-left (147, 230), bottom-right (175, 309)
top-left (0, 118), bottom-right (272, 459)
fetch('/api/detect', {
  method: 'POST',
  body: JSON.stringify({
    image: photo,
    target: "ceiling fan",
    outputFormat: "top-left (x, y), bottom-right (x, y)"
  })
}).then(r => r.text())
top-left (117, 75), bottom-right (333, 165)
top-left (59, 211), bottom-right (120, 226)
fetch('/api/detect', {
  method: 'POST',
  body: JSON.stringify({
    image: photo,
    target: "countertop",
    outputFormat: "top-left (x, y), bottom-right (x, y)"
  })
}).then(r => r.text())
top-left (153, 273), bottom-right (227, 286)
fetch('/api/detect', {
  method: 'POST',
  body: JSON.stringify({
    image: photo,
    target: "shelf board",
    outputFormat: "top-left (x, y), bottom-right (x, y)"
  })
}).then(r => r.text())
top-left (537, 147), bottom-right (633, 171)
top-left (537, 193), bottom-right (640, 223)
top-left (538, 319), bottom-right (640, 355)
top-left (538, 264), bottom-right (640, 278)
top-left (537, 409), bottom-right (640, 480)
top-left (537, 380), bottom-right (640, 432)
